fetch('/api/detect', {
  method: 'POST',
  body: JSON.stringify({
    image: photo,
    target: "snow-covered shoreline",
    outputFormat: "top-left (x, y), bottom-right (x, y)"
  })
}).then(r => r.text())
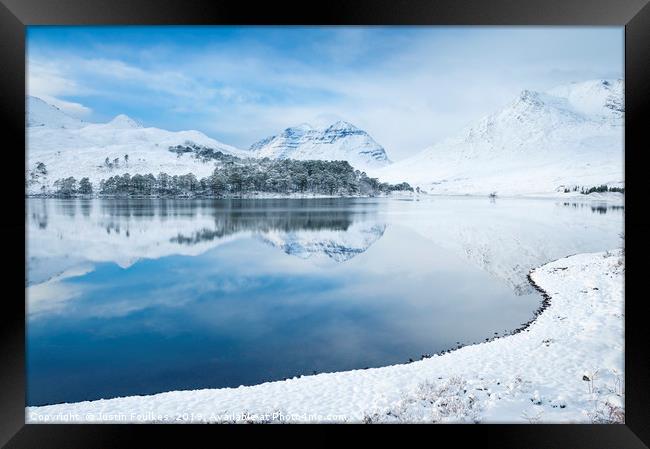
top-left (27, 249), bottom-right (624, 424)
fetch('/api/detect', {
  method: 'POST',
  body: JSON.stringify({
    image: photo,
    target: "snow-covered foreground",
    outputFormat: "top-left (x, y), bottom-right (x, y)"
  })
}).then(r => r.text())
top-left (27, 249), bottom-right (624, 423)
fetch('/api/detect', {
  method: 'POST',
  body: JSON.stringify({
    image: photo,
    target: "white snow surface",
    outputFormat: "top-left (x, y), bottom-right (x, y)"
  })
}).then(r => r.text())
top-left (374, 79), bottom-right (624, 196)
top-left (26, 96), bottom-right (248, 194)
top-left (249, 121), bottom-right (392, 170)
top-left (27, 249), bottom-right (624, 423)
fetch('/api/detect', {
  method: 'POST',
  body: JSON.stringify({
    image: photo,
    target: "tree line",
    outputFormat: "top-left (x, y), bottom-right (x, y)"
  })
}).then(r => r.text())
top-left (563, 184), bottom-right (625, 194)
top-left (45, 159), bottom-right (413, 197)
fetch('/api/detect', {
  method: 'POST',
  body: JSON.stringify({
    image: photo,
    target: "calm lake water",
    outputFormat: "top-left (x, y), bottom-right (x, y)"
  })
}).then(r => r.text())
top-left (26, 196), bottom-right (624, 406)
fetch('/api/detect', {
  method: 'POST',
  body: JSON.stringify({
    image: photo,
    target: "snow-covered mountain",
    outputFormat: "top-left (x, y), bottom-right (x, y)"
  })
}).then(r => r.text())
top-left (26, 96), bottom-right (247, 194)
top-left (249, 121), bottom-right (391, 170)
top-left (376, 79), bottom-right (624, 195)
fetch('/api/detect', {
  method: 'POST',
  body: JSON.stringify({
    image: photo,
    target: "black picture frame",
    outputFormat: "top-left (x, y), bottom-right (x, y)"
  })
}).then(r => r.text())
top-left (1, 0), bottom-right (648, 447)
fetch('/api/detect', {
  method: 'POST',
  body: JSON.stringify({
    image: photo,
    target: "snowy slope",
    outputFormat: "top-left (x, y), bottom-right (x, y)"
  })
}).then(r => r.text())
top-left (27, 96), bottom-right (88, 129)
top-left (26, 96), bottom-right (247, 193)
top-left (250, 121), bottom-right (391, 170)
top-left (376, 80), bottom-right (624, 195)
top-left (27, 250), bottom-right (624, 423)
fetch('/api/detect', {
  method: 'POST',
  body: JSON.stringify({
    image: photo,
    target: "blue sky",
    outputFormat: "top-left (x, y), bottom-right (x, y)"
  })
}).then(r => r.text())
top-left (27, 26), bottom-right (623, 160)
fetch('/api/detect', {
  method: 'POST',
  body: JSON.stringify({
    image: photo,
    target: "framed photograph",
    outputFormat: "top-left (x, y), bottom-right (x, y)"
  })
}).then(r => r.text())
top-left (1, 0), bottom-right (649, 446)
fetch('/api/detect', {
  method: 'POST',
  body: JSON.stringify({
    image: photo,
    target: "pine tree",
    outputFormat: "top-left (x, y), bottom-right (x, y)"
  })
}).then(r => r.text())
top-left (78, 177), bottom-right (93, 194)
top-left (36, 162), bottom-right (47, 175)
top-left (54, 177), bottom-right (77, 196)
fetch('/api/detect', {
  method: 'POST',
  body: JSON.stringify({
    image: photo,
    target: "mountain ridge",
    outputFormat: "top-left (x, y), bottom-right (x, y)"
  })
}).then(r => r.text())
top-left (374, 79), bottom-right (624, 195)
top-left (249, 120), bottom-right (392, 169)
top-left (27, 96), bottom-right (88, 129)
top-left (26, 95), bottom-right (247, 193)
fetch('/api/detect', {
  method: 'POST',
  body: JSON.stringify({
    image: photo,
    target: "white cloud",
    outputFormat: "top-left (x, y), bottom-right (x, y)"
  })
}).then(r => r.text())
top-left (27, 58), bottom-right (94, 118)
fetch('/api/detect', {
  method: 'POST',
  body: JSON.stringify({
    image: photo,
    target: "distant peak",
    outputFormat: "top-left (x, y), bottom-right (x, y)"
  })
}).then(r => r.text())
top-left (107, 114), bottom-right (143, 129)
top-left (596, 78), bottom-right (623, 90)
top-left (595, 78), bottom-right (622, 86)
top-left (326, 120), bottom-right (360, 132)
top-left (281, 123), bottom-right (314, 136)
top-left (544, 79), bottom-right (624, 117)
top-left (513, 89), bottom-right (547, 109)
top-left (588, 79), bottom-right (623, 92)
top-left (547, 78), bottom-right (622, 95)
top-left (518, 89), bottom-right (541, 101)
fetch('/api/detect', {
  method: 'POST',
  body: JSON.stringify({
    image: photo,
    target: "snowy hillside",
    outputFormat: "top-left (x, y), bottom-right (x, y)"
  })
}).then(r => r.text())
top-left (26, 96), bottom-right (247, 194)
top-left (27, 96), bottom-right (88, 129)
top-left (375, 79), bottom-right (624, 196)
top-left (249, 121), bottom-right (391, 170)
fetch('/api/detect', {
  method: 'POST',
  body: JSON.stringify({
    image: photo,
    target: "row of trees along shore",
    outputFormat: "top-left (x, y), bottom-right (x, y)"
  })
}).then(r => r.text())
top-left (563, 184), bottom-right (625, 194)
top-left (44, 159), bottom-right (413, 197)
